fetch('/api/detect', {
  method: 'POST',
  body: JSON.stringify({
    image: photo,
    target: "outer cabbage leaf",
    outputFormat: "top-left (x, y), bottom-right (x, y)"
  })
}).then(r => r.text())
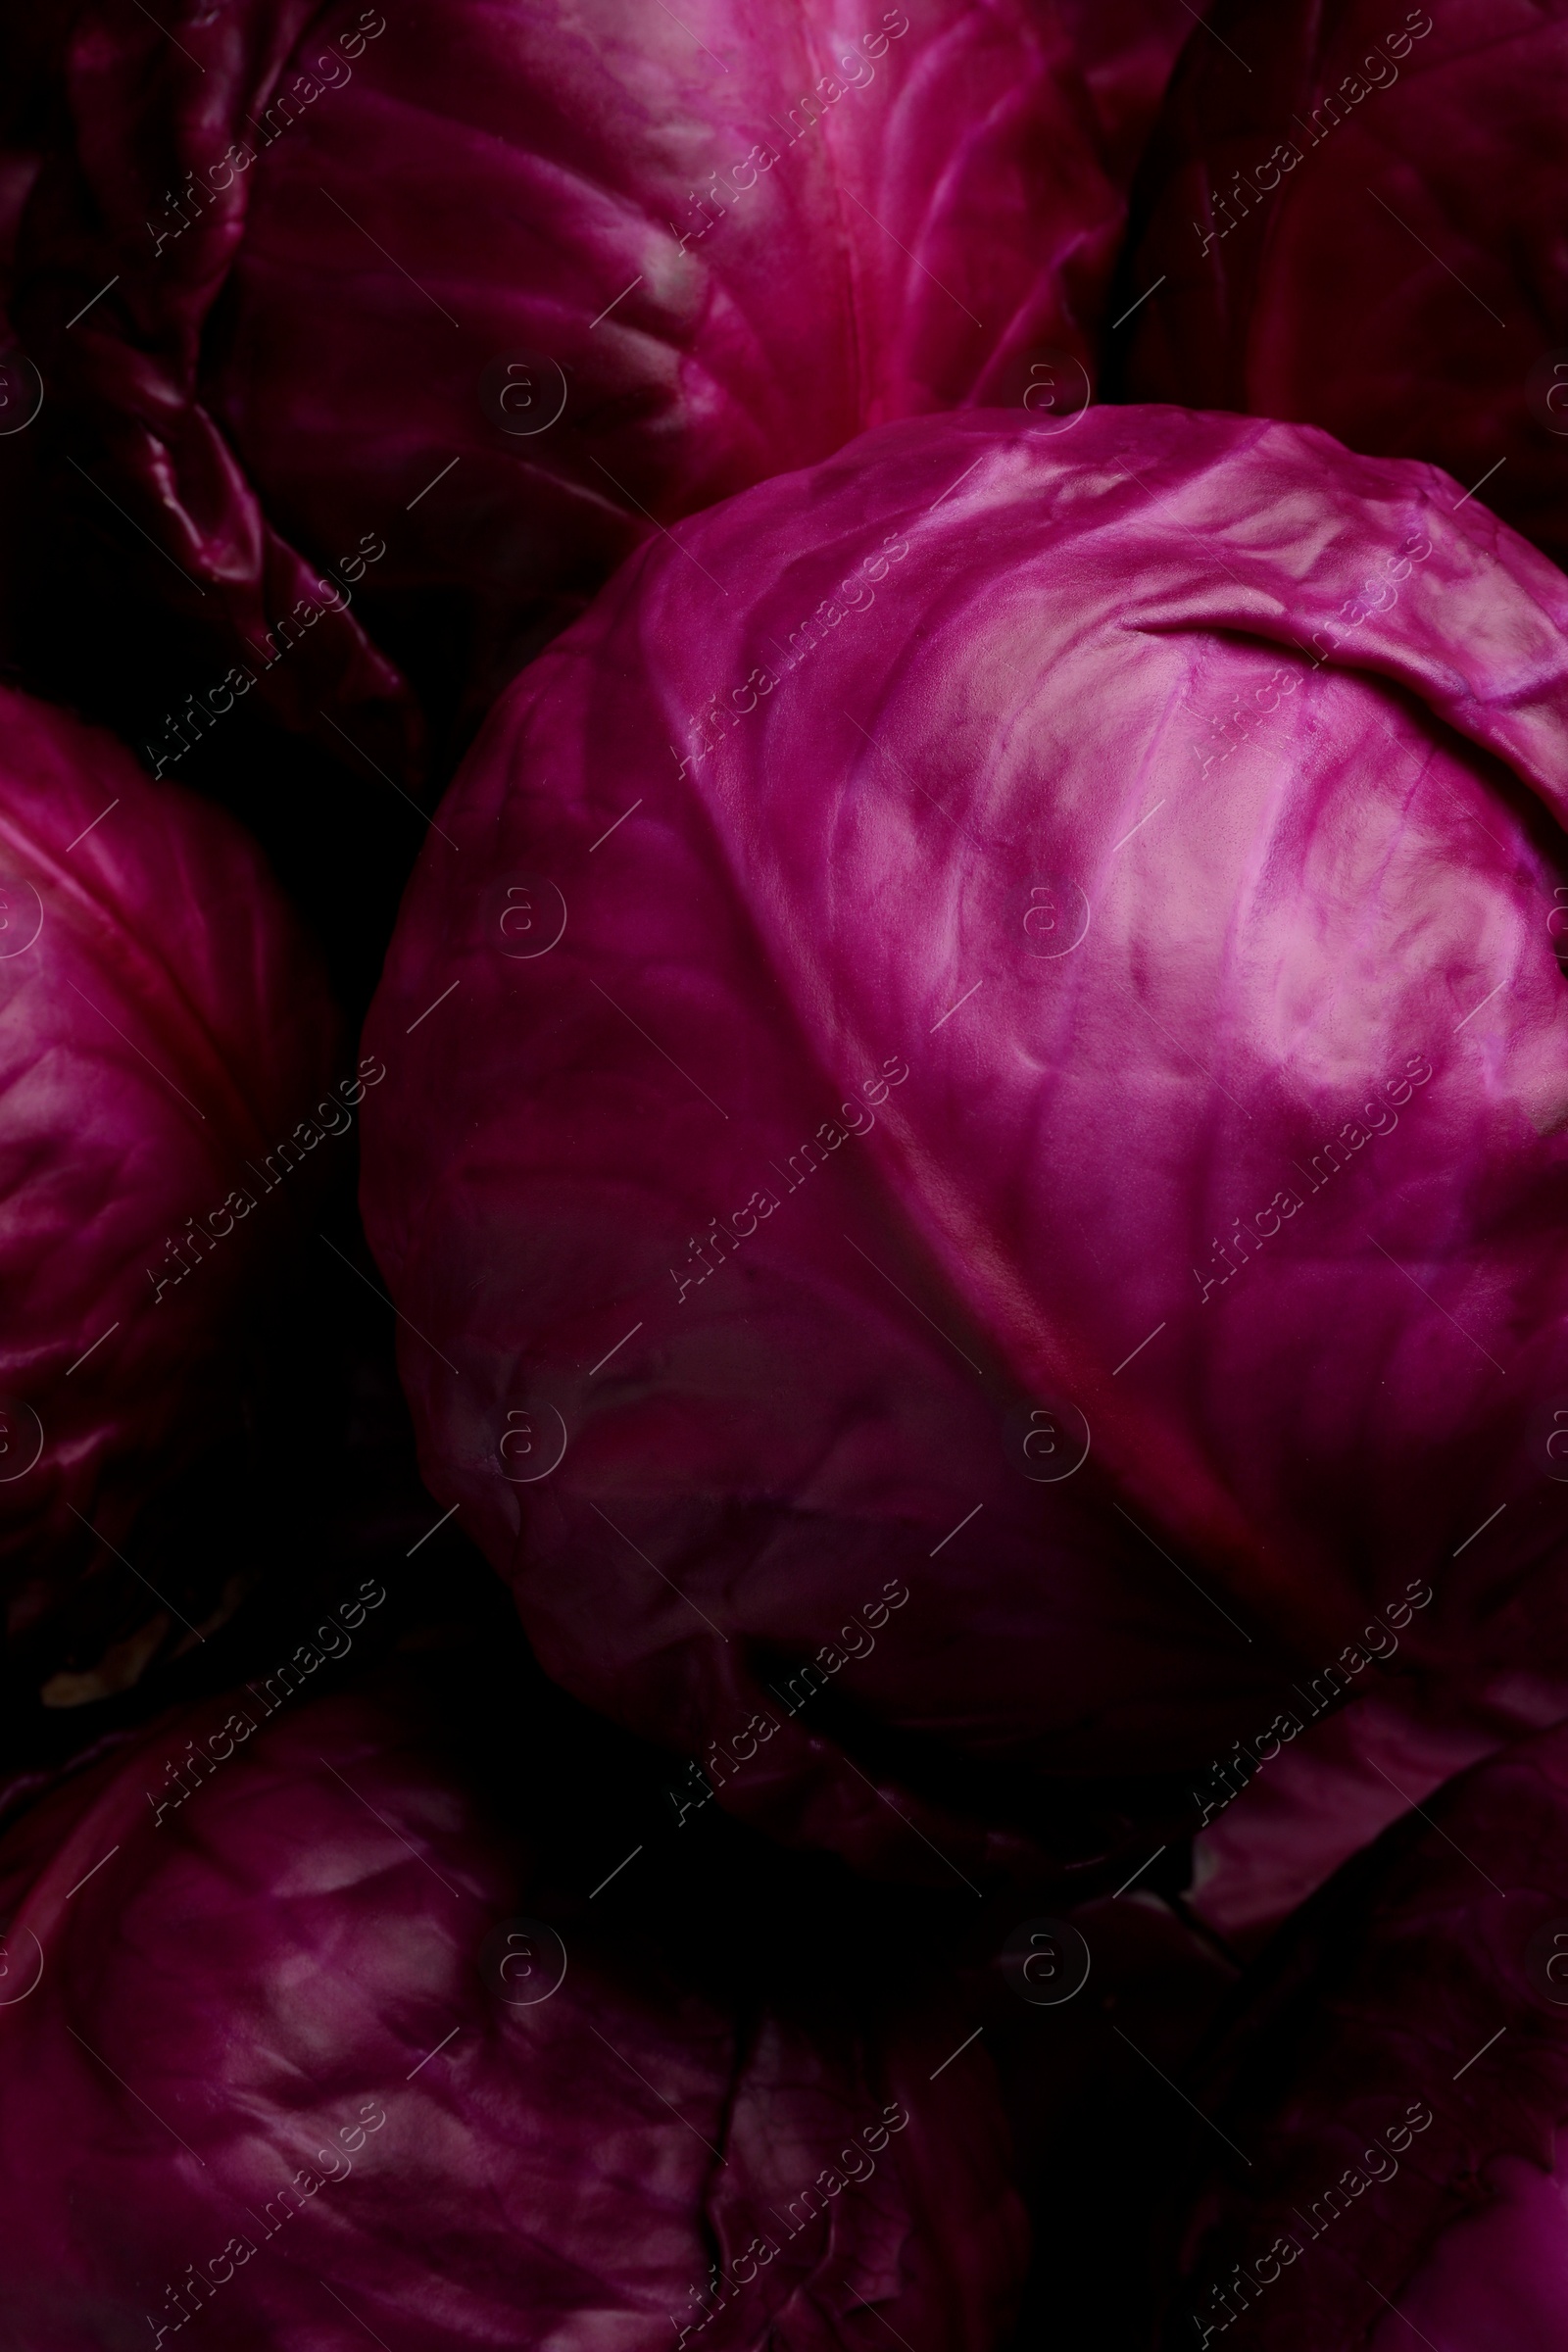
top-left (17, 0), bottom-right (1124, 755)
top-left (1154, 1716), bottom-right (1568, 2350)
top-left (1054, 0), bottom-right (1199, 183)
top-left (362, 405), bottom-right (1568, 1884)
top-left (0, 684), bottom-right (338, 1683)
top-left (1189, 1685), bottom-right (1537, 1956)
top-left (1117, 0), bottom-right (1568, 565)
top-left (0, 1661), bottom-right (1026, 2350)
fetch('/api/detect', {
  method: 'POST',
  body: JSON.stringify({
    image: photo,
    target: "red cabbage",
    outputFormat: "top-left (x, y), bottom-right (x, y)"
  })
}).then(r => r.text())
top-left (362, 404), bottom-right (1568, 1883)
top-left (0, 1662), bottom-right (1027, 2348)
top-left (1117, 0), bottom-right (1568, 564)
top-left (17, 0), bottom-right (1125, 755)
top-left (0, 684), bottom-right (339, 1688)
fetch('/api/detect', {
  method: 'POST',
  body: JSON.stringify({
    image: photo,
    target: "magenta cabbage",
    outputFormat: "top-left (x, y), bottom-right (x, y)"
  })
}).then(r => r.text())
top-left (0, 1661), bottom-right (1026, 2350)
top-left (18, 0), bottom-right (1126, 757)
top-left (1118, 0), bottom-right (1568, 564)
top-left (0, 684), bottom-right (338, 1684)
top-left (1157, 1718), bottom-right (1568, 2350)
top-left (361, 403), bottom-right (1568, 1883)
